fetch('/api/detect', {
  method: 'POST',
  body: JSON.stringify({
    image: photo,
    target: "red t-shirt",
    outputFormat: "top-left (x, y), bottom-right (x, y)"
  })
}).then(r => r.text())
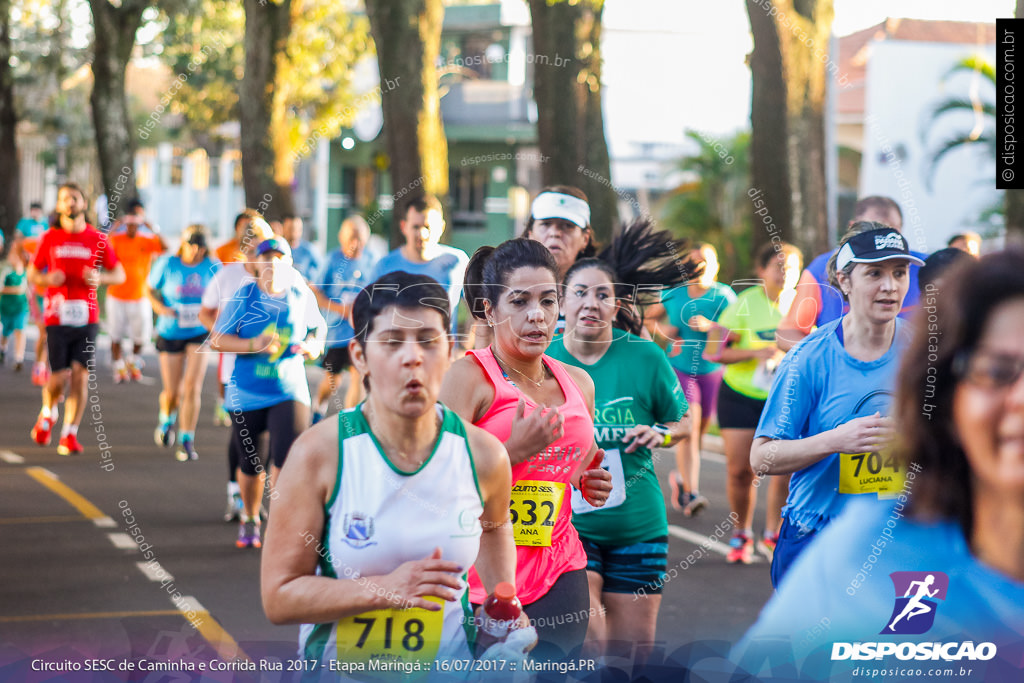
top-left (33, 225), bottom-right (119, 327)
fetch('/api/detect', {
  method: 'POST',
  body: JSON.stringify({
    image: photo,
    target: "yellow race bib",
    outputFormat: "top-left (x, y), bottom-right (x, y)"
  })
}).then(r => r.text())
top-left (509, 480), bottom-right (564, 547)
top-left (838, 451), bottom-right (905, 498)
top-left (335, 596), bottom-right (444, 665)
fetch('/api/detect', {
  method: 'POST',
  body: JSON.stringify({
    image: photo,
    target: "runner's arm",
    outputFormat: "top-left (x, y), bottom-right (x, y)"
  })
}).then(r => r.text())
top-left (466, 425), bottom-right (517, 593)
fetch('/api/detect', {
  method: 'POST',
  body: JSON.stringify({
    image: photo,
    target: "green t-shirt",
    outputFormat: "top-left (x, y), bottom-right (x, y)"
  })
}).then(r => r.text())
top-left (716, 285), bottom-right (782, 400)
top-left (660, 281), bottom-right (736, 376)
top-left (0, 267), bottom-right (28, 317)
top-left (548, 332), bottom-right (687, 546)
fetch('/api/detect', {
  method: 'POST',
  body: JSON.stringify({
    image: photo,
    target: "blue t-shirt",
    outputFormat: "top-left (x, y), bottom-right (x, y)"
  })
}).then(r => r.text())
top-left (806, 249), bottom-right (927, 327)
top-left (734, 497), bottom-right (1024, 682)
top-left (316, 250), bottom-right (376, 348)
top-left (214, 281), bottom-right (325, 410)
top-left (755, 317), bottom-right (913, 530)
top-left (371, 245), bottom-right (469, 334)
top-left (16, 217), bottom-right (48, 238)
top-left (291, 240), bottom-right (324, 284)
top-left (660, 282), bottom-right (736, 376)
top-left (148, 255), bottom-right (220, 340)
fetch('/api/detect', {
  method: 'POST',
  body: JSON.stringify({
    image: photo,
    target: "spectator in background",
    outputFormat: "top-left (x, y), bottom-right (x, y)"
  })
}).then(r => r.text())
top-left (371, 194), bottom-right (469, 337)
top-left (776, 196), bottom-right (925, 351)
top-left (108, 202), bottom-right (167, 382)
top-left (279, 214), bottom-right (323, 284)
top-left (947, 231), bottom-right (982, 257)
top-left (312, 215), bottom-right (376, 422)
top-left (215, 212), bottom-right (256, 264)
top-left (15, 202), bottom-right (48, 239)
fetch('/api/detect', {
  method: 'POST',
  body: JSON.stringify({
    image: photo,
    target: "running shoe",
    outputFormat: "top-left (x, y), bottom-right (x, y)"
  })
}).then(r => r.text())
top-left (114, 365), bottom-right (130, 384)
top-left (727, 532), bottom-right (754, 564)
top-left (14, 361), bottom-right (23, 372)
top-left (668, 470), bottom-right (687, 512)
top-left (175, 439), bottom-right (198, 462)
top-left (214, 403), bottom-right (231, 427)
top-left (759, 532), bottom-right (779, 560)
top-left (32, 362), bottom-right (49, 386)
top-left (223, 492), bottom-right (243, 523)
top-left (236, 519), bottom-right (262, 549)
top-left (0, 349), bottom-right (5, 364)
top-left (154, 423), bottom-right (176, 448)
top-left (127, 360), bottom-right (143, 382)
top-left (57, 433), bottom-right (83, 456)
top-left (683, 491), bottom-right (709, 517)
top-left (31, 414), bottom-right (53, 446)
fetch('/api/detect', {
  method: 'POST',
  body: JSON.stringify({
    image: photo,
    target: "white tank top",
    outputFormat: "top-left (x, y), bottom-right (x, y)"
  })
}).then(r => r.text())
top-left (299, 404), bottom-right (485, 667)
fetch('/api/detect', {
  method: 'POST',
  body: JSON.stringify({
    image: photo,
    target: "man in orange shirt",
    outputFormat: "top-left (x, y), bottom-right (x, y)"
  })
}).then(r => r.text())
top-left (108, 200), bottom-right (166, 382)
top-left (215, 212), bottom-right (255, 264)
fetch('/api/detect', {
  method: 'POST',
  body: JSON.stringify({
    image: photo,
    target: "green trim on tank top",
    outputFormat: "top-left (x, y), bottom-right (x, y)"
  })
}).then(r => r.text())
top-left (442, 405), bottom-right (485, 508)
top-left (353, 402), bottom-right (448, 477)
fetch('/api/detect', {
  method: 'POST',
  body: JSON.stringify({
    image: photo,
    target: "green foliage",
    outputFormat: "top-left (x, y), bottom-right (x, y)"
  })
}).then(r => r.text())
top-left (661, 129), bottom-right (753, 284)
top-left (159, 0), bottom-right (371, 165)
top-left (924, 54), bottom-right (997, 189)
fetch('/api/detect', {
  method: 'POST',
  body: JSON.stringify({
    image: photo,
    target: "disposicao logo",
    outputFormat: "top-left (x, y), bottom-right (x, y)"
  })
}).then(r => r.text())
top-left (831, 571), bottom-right (997, 662)
top-left (882, 571), bottom-right (948, 635)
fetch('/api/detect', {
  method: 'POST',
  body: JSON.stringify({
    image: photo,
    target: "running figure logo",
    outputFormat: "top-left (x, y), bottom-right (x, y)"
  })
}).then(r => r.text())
top-left (881, 571), bottom-right (949, 635)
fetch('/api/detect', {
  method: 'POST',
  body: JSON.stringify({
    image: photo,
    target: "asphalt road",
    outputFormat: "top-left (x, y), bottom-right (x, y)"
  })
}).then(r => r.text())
top-left (0, 337), bottom-right (776, 682)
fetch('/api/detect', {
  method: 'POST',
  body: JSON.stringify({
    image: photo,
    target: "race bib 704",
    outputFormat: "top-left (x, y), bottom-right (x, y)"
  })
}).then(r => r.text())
top-left (838, 451), bottom-right (905, 498)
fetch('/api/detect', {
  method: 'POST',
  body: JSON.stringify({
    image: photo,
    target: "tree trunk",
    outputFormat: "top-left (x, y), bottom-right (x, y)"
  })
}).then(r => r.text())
top-left (529, 0), bottom-right (617, 242)
top-left (0, 0), bottom-right (20, 243)
top-left (746, 0), bottom-right (832, 257)
top-left (1007, 0), bottom-right (1024, 247)
top-left (364, 0), bottom-right (448, 246)
top-left (241, 0), bottom-right (294, 218)
top-left (88, 0), bottom-right (146, 223)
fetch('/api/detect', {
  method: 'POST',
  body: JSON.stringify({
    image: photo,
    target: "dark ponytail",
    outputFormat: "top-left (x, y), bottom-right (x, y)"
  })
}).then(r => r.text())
top-left (464, 238), bottom-right (558, 319)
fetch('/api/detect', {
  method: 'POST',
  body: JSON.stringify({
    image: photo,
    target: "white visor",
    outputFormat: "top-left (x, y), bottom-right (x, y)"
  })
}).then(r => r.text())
top-left (530, 192), bottom-right (590, 229)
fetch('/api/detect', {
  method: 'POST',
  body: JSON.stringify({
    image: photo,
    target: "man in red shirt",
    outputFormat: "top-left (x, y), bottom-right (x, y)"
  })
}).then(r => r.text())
top-left (27, 183), bottom-right (126, 455)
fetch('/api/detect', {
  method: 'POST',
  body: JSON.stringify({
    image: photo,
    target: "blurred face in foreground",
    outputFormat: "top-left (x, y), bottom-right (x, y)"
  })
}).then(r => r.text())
top-left (953, 297), bottom-right (1024, 500)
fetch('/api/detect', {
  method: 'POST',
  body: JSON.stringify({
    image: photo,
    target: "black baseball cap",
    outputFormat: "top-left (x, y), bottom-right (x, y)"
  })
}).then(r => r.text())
top-left (836, 228), bottom-right (925, 271)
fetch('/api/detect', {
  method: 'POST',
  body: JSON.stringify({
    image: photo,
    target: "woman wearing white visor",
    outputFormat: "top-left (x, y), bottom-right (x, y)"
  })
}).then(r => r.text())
top-left (749, 223), bottom-right (926, 587)
top-left (523, 187), bottom-right (595, 281)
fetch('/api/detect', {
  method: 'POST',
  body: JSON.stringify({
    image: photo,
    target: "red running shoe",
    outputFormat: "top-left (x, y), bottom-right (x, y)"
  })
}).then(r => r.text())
top-left (57, 433), bottom-right (83, 456)
top-left (31, 415), bottom-right (53, 446)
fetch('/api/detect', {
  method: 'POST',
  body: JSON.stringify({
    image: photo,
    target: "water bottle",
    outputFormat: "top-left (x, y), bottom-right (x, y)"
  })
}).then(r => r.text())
top-left (479, 582), bottom-right (522, 641)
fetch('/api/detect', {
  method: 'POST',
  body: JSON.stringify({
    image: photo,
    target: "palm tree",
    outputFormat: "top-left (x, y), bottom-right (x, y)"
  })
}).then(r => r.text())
top-left (923, 54), bottom-right (995, 189)
top-left (661, 130), bottom-right (751, 283)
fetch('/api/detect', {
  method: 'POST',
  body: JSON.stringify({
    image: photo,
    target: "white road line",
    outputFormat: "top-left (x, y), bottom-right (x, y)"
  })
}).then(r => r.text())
top-left (0, 450), bottom-right (25, 464)
top-left (176, 596), bottom-right (207, 614)
top-left (668, 524), bottom-right (762, 562)
top-left (92, 517), bottom-right (116, 528)
top-left (136, 561), bottom-right (172, 582)
top-left (107, 533), bottom-right (137, 550)
top-left (38, 467), bottom-right (58, 478)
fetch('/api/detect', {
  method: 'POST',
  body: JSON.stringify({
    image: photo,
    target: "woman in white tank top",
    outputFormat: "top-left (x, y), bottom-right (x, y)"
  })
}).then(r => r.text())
top-left (261, 271), bottom-right (523, 668)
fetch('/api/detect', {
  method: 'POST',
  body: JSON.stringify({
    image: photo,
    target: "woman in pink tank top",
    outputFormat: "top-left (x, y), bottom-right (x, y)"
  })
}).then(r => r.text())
top-left (441, 238), bottom-right (612, 661)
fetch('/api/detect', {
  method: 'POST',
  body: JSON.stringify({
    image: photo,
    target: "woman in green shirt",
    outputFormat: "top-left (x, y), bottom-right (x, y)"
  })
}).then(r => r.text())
top-left (705, 241), bottom-right (802, 565)
top-left (547, 220), bottom-right (694, 663)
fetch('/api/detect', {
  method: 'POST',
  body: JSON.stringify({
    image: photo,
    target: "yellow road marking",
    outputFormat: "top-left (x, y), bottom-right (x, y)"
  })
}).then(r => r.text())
top-left (25, 466), bottom-right (106, 520)
top-left (15, 468), bottom-right (249, 662)
top-left (0, 515), bottom-right (85, 525)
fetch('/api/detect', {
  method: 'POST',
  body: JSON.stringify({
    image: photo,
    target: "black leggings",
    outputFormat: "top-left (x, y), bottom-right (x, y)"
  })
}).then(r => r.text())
top-left (231, 400), bottom-right (308, 475)
top-left (522, 568), bottom-right (590, 662)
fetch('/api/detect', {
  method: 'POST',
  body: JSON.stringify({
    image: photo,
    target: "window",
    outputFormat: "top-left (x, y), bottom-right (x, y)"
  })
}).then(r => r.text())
top-left (449, 167), bottom-right (487, 230)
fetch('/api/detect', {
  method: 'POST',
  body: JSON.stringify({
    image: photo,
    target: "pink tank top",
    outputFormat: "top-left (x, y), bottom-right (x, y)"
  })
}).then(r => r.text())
top-left (466, 347), bottom-right (593, 606)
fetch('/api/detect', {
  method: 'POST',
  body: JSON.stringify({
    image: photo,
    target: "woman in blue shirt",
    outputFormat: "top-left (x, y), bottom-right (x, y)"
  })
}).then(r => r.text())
top-left (750, 223), bottom-right (924, 587)
top-left (211, 237), bottom-right (326, 548)
top-left (147, 224), bottom-right (219, 462)
top-left (736, 248), bottom-right (1024, 682)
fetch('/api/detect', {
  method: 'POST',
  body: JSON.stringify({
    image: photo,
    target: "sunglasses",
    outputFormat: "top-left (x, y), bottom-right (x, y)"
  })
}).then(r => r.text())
top-left (953, 348), bottom-right (1024, 388)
